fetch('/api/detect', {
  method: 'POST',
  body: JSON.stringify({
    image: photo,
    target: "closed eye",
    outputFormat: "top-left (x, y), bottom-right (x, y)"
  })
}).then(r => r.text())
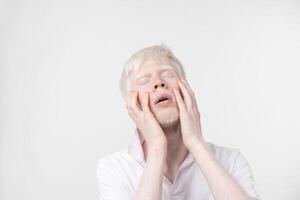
top-left (137, 77), bottom-right (150, 85)
top-left (161, 71), bottom-right (176, 78)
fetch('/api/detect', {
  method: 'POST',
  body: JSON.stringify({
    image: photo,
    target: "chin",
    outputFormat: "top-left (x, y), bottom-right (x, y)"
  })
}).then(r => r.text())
top-left (154, 107), bottom-right (179, 128)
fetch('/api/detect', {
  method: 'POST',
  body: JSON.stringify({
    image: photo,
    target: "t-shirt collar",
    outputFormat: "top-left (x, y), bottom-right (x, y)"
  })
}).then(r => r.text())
top-left (127, 128), bottom-right (195, 169)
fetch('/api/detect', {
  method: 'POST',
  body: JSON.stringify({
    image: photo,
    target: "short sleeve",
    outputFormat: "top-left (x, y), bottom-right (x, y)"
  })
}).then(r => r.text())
top-left (231, 150), bottom-right (260, 200)
top-left (96, 159), bottom-right (133, 200)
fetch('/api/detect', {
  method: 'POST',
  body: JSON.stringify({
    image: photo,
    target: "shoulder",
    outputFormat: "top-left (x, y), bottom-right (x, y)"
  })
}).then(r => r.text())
top-left (206, 141), bottom-right (240, 160)
top-left (97, 150), bottom-right (129, 167)
top-left (96, 150), bottom-right (135, 199)
top-left (205, 142), bottom-right (260, 199)
top-left (205, 141), bottom-right (246, 173)
top-left (96, 150), bottom-right (131, 180)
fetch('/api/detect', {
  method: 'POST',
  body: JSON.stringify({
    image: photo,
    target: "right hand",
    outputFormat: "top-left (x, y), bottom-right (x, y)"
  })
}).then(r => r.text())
top-left (126, 90), bottom-right (167, 151)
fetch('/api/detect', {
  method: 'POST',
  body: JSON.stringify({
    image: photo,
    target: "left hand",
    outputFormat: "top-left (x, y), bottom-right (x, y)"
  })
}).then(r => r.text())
top-left (173, 78), bottom-right (205, 149)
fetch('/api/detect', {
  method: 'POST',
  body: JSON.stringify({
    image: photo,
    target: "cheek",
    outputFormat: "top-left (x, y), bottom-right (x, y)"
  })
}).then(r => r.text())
top-left (134, 85), bottom-right (150, 93)
top-left (168, 79), bottom-right (179, 88)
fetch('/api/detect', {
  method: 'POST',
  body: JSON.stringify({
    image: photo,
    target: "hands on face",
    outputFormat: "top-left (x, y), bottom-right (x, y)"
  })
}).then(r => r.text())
top-left (173, 78), bottom-right (204, 149)
top-left (126, 78), bottom-right (204, 150)
top-left (126, 90), bottom-right (167, 150)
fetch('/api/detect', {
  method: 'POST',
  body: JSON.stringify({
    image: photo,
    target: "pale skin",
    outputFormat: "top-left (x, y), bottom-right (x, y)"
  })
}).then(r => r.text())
top-left (126, 59), bottom-right (256, 200)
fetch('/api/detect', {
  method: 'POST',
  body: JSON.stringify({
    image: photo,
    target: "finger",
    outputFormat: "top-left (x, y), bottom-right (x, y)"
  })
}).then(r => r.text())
top-left (181, 78), bottom-right (195, 97)
top-left (177, 80), bottom-right (193, 108)
top-left (173, 87), bottom-right (186, 112)
top-left (126, 91), bottom-right (138, 119)
top-left (195, 97), bottom-right (202, 119)
top-left (181, 78), bottom-right (198, 108)
top-left (127, 106), bottom-right (138, 124)
top-left (130, 90), bottom-right (142, 115)
top-left (141, 92), bottom-right (151, 113)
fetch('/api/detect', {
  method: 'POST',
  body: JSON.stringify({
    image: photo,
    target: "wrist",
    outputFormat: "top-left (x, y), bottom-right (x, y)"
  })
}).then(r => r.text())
top-left (147, 148), bottom-right (167, 164)
top-left (185, 137), bottom-right (206, 153)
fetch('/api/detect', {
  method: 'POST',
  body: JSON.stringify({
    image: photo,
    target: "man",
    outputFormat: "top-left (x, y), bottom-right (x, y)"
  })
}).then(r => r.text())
top-left (97, 45), bottom-right (260, 200)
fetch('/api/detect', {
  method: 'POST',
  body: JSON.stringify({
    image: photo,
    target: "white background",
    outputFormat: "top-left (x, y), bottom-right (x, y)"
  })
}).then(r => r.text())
top-left (1, 1), bottom-right (300, 199)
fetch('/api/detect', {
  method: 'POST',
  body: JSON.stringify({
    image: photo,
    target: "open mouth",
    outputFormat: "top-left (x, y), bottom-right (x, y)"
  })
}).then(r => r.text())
top-left (154, 94), bottom-right (172, 105)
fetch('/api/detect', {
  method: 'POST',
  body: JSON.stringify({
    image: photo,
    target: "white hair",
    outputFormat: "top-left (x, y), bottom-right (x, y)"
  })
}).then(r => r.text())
top-left (119, 44), bottom-right (186, 99)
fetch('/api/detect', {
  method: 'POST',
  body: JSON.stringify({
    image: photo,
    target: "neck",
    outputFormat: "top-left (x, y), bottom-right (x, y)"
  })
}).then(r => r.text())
top-left (142, 121), bottom-right (189, 182)
top-left (163, 122), bottom-right (189, 175)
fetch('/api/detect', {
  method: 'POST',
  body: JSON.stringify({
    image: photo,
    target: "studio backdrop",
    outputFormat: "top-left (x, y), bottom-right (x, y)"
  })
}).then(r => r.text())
top-left (1, 1), bottom-right (300, 200)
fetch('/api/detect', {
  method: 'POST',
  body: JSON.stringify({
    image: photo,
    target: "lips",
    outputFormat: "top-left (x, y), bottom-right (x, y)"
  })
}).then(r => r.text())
top-left (154, 93), bottom-right (173, 105)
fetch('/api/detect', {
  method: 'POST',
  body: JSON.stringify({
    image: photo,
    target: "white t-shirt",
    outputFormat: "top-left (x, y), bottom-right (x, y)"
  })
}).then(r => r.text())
top-left (97, 130), bottom-right (260, 200)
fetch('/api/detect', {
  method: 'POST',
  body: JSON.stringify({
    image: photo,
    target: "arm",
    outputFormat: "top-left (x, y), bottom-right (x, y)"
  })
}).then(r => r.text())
top-left (173, 78), bottom-right (257, 200)
top-left (127, 91), bottom-right (167, 200)
top-left (97, 149), bottom-right (166, 200)
top-left (188, 140), bottom-right (256, 200)
top-left (134, 145), bottom-right (166, 200)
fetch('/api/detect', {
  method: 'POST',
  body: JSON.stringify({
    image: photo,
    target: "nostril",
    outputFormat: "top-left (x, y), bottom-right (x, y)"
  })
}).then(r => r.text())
top-left (154, 83), bottom-right (166, 90)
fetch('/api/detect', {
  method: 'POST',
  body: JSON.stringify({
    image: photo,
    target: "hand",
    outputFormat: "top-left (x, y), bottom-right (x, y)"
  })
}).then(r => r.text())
top-left (126, 91), bottom-right (167, 151)
top-left (172, 78), bottom-right (204, 149)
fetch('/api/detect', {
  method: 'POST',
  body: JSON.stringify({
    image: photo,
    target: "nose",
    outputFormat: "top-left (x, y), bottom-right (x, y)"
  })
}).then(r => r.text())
top-left (154, 82), bottom-right (168, 90)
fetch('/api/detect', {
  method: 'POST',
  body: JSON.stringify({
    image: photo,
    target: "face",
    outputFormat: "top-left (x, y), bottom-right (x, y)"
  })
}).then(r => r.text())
top-left (129, 58), bottom-right (182, 127)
